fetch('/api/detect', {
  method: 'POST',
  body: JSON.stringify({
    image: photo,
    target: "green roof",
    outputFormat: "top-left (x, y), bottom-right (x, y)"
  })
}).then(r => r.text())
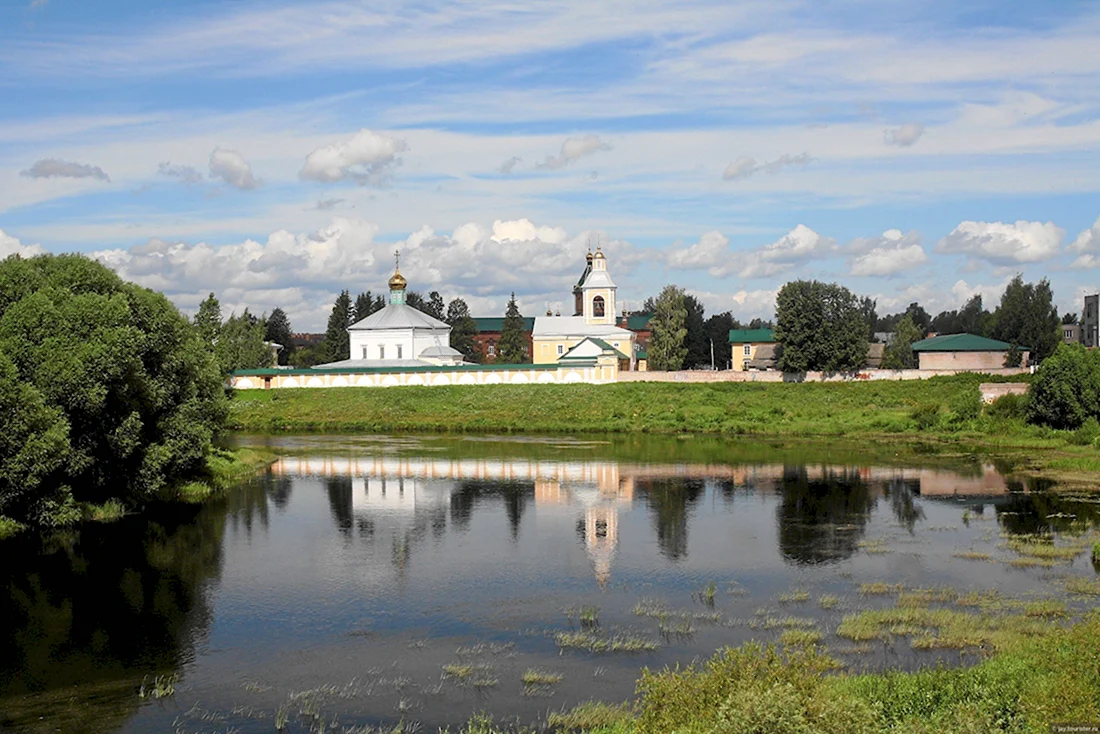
top-left (625, 314), bottom-right (653, 330)
top-left (473, 316), bottom-right (536, 333)
top-left (635, 348), bottom-right (647, 360)
top-left (911, 333), bottom-right (1026, 352)
top-left (559, 337), bottom-right (629, 362)
top-left (589, 338), bottom-right (630, 360)
top-left (728, 328), bottom-right (776, 344)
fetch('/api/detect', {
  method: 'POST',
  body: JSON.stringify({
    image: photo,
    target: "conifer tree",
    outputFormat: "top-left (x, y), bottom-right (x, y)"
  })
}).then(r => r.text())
top-left (323, 290), bottom-right (352, 362)
top-left (353, 291), bottom-right (378, 322)
top-left (991, 275), bottom-right (1060, 363)
top-left (264, 307), bottom-right (294, 365)
top-left (446, 298), bottom-right (480, 363)
top-left (648, 285), bottom-right (688, 370)
top-left (193, 292), bottom-right (222, 348)
top-left (427, 291), bottom-right (446, 321)
top-left (498, 292), bottom-right (528, 363)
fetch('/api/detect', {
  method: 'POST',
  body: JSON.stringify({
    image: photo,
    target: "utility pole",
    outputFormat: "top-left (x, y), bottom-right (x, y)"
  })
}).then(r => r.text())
top-left (710, 338), bottom-right (715, 371)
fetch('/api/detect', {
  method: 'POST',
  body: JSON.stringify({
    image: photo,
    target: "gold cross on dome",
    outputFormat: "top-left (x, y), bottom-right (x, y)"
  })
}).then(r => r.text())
top-left (394, 249), bottom-right (400, 270)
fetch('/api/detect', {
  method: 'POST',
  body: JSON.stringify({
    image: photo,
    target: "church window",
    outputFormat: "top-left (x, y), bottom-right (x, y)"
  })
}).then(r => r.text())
top-left (744, 344), bottom-right (752, 356)
top-left (397, 345), bottom-right (403, 359)
top-left (488, 343), bottom-right (496, 356)
top-left (557, 344), bottom-right (564, 355)
top-left (592, 295), bottom-right (605, 317)
top-left (379, 345), bottom-right (386, 359)
top-left (362, 347), bottom-right (368, 359)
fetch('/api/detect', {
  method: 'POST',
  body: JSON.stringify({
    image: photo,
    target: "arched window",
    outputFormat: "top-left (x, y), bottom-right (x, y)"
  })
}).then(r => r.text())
top-left (592, 295), bottom-right (605, 317)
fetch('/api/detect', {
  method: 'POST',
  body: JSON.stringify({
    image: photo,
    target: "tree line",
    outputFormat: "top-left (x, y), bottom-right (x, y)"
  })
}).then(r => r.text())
top-left (643, 274), bottom-right (1061, 372)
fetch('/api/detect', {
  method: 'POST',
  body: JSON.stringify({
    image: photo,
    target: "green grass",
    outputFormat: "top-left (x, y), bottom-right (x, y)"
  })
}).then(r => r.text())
top-left (779, 629), bottom-right (823, 647)
top-left (521, 669), bottom-right (564, 687)
top-left (81, 499), bottom-right (127, 522)
top-left (778, 589), bottom-right (810, 603)
top-left (817, 594), bottom-right (840, 609)
top-left (554, 631), bottom-right (659, 653)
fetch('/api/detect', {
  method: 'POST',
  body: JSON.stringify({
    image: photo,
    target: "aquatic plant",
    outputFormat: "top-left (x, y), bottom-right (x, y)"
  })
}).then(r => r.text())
top-left (779, 629), bottom-right (823, 647)
top-left (859, 582), bottom-right (903, 596)
top-left (521, 669), bottom-right (563, 687)
top-left (554, 631), bottom-right (659, 652)
top-left (137, 673), bottom-right (179, 699)
top-left (952, 550), bottom-right (993, 561)
top-left (694, 582), bottom-right (718, 606)
top-left (778, 589), bottom-right (810, 603)
top-left (817, 594), bottom-right (840, 609)
top-left (1067, 577), bottom-right (1100, 596)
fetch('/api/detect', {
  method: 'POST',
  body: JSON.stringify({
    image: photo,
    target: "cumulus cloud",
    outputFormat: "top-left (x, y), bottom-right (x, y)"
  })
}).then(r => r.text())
top-left (299, 128), bottom-right (407, 184)
top-left (665, 224), bottom-right (831, 279)
top-left (0, 228), bottom-right (44, 258)
top-left (498, 156), bottom-right (522, 174)
top-left (884, 123), bottom-right (925, 147)
top-left (21, 158), bottom-right (110, 182)
top-left (90, 217), bottom-right (646, 329)
top-left (848, 229), bottom-right (927, 276)
top-left (666, 230), bottom-right (729, 271)
top-left (722, 152), bottom-right (813, 180)
top-left (1068, 217), bottom-right (1100, 267)
top-left (937, 220), bottom-right (1064, 264)
top-left (535, 135), bottom-right (611, 170)
top-left (208, 148), bottom-right (262, 190)
top-left (157, 161), bottom-right (203, 184)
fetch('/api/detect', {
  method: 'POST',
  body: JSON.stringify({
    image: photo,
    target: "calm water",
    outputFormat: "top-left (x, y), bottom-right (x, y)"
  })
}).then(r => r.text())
top-left (2, 434), bottom-right (1099, 733)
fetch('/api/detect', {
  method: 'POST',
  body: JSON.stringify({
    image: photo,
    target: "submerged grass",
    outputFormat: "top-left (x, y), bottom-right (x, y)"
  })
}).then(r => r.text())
top-left (554, 631), bottom-right (659, 653)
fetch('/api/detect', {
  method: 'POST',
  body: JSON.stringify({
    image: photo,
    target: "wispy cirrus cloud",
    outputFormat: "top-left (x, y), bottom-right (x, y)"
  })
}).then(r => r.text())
top-left (722, 153), bottom-right (813, 180)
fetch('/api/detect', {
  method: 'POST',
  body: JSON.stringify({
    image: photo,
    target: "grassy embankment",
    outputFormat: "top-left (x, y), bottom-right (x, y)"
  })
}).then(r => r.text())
top-left (228, 374), bottom-right (1100, 483)
top-left (451, 610), bottom-right (1100, 734)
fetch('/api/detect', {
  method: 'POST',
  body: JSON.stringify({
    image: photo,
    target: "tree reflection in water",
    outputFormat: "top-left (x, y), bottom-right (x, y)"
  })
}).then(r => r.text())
top-left (886, 477), bottom-right (925, 533)
top-left (637, 478), bottom-right (705, 561)
top-left (0, 476), bottom-right (285, 733)
top-left (775, 467), bottom-right (874, 565)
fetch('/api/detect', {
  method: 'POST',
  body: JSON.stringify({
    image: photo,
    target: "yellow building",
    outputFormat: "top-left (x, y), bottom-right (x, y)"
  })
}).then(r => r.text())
top-left (532, 247), bottom-right (636, 365)
top-left (728, 328), bottom-right (777, 371)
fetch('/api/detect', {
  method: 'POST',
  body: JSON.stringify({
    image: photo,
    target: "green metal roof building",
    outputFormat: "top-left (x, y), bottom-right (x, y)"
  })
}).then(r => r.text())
top-left (911, 334), bottom-right (1026, 352)
top-left (728, 328), bottom-right (776, 344)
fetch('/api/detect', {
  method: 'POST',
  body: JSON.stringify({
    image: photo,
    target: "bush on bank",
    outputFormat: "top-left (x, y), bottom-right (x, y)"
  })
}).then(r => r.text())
top-left (0, 254), bottom-right (228, 529)
top-left (1027, 343), bottom-right (1100, 430)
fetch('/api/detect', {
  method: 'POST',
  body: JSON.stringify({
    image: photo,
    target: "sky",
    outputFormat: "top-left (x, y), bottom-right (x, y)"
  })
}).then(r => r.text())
top-left (1, 0), bottom-right (1098, 331)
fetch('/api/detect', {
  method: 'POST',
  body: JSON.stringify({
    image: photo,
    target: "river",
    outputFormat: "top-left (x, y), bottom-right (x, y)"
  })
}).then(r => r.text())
top-left (2, 434), bottom-right (1098, 733)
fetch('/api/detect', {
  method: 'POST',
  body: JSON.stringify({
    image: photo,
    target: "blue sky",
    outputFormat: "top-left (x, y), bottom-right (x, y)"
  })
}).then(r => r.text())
top-left (1, 0), bottom-right (1098, 330)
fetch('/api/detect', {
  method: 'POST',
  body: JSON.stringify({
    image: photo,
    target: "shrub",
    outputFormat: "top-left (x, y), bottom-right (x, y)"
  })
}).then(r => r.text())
top-left (909, 402), bottom-right (942, 431)
top-left (948, 388), bottom-right (982, 425)
top-left (1068, 417), bottom-right (1100, 446)
top-left (1027, 344), bottom-right (1100, 429)
top-left (986, 392), bottom-right (1027, 422)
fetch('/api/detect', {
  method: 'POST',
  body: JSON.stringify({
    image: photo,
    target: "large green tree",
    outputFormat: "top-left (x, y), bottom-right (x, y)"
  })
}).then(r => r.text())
top-left (1027, 344), bottom-right (1100, 429)
top-left (322, 290), bottom-right (352, 363)
top-left (264, 307), bottom-right (294, 365)
top-left (882, 314), bottom-right (922, 369)
top-left (647, 285), bottom-right (688, 371)
top-left (353, 291), bottom-right (383, 322)
top-left (775, 280), bottom-right (869, 372)
top-left (498, 292), bottom-right (528, 363)
top-left (0, 254), bottom-right (227, 527)
top-left (217, 310), bottom-right (272, 372)
top-left (704, 311), bottom-right (738, 370)
top-left (446, 297), bottom-right (479, 363)
top-left (991, 275), bottom-right (1060, 363)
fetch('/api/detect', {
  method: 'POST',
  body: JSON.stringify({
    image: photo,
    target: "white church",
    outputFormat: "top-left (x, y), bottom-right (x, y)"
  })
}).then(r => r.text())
top-left (316, 260), bottom-right (465, 369)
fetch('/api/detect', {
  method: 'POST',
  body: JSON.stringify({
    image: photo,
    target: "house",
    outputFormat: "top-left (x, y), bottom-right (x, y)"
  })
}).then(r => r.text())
top-left (910, 333), bottom-right (1029, 370)
top-left (1063, 322), bottom-right (1082, 345)
top-left (728, 328), bottom-right (777, 371)
top-left (1083, 294), bottom-right (1099, 347)
top-left (744, 341), bottom-right (885, 371)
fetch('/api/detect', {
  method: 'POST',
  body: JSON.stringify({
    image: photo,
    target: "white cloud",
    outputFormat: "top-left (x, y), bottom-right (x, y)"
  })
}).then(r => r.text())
top-left (157, 161), bottom-right (203, 184)
top-left (936, 220), bottom-right (1064, 264)
top-left (208, 148), bottom-right (262, 190)
top-left (299, 128), bottom-right (407, 184)
top-left (0, 228), bottom-right (45, 258)
top-left (722, 152), bottom-right (812, 180)
top-left (314, 198), bottom-right (345, 211)
top-left (536, 135), bottom-right (611, 170)
top-left (730, 288), bottom-right (778, 319)
top-left (498, 156), bottom-right (522, 174)
top-left (1068, 217), bottom-right (1100, 267)
top-left (666, 230), bottom-right (729, 271)
top-left (849, 229), bottom-right (927, 276)
top-left (89, 217), bottom-right (647, 329)
top-left (21, 158), bottom-right (110, 182)
top-left (884, 123), bottom-right (924, 147)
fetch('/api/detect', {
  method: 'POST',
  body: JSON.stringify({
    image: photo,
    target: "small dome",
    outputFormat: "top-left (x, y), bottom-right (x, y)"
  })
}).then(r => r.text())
top-left (388, 269), bottom-right (407, 290)
top-left (586, 250), bottom-right (593, 262)
top-left (593, 246), bottom-right (606, 260)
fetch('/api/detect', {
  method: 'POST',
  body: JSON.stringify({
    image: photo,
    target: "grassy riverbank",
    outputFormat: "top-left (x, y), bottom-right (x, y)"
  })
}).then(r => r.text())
top-left (458, 612), bottom-right (1100, 733)
top-left (227, 375), bottom-right (1100, 483)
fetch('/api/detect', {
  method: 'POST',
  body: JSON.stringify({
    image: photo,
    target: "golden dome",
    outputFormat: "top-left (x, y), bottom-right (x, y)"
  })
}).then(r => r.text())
top-left (388, 269), bottom-right (407, 290)
top-left (593, 246), bottom-right (606, 259)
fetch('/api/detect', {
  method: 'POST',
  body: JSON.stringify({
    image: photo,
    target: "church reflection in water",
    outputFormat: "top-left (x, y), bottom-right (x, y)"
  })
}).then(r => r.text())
top-left (275, 455), bottom-right (1023, 582)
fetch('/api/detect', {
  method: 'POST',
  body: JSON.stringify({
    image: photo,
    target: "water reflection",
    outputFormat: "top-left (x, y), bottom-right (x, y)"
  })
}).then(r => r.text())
top-left (3, 441), bottom-right (1099, 733)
